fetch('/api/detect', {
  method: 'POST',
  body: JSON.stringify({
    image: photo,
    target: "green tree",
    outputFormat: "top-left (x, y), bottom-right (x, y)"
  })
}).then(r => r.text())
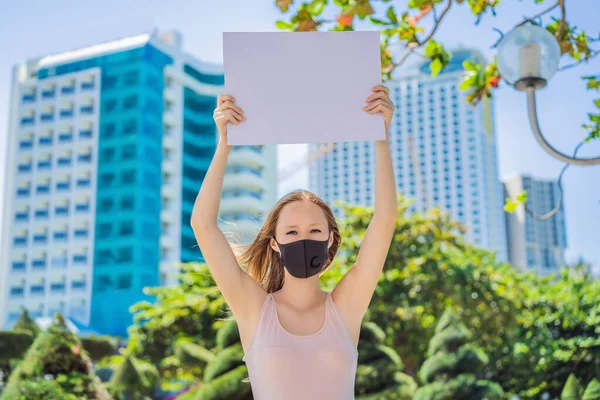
top-left (126, 262), bottom-right (228, 390)
top-left (105, 355), bottom-right (159, 400)
top-left (561, 374), bottom-right (600, 400)
top-left (356, 322), bottom-right (416, 399)
top-left (1, 313), bottom-right (111, 400)
top-left (194, 319), bottom-right (252, 400)
top-left (414, 308), bottom-right (503, 400)
top-left (12, 308), bottom-right (41, 336)
top-left (273, 0), bottom-right (599, 142)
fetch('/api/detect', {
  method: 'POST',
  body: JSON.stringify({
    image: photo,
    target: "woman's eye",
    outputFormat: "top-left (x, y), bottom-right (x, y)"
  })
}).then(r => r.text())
top-left (286, 230), bottom-right (297, 235)
top-left (311, 229), bottom-right (321, 233)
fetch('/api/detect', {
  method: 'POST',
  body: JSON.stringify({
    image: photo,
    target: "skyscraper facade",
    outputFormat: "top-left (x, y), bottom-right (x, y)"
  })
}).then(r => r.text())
top-left (0, 30), bottom-right (276, 336)
top-left (309, 49), bottom-right (508, 260)
top-left (503, 174), bottom-right (567, 275)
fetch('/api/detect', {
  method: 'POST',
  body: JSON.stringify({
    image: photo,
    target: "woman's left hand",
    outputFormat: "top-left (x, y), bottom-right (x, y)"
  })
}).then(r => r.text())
top-left (363, 85), bottom-right (394, 140)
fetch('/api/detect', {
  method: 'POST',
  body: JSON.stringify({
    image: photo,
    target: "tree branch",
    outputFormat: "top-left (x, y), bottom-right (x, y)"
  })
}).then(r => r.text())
top-left (558, 49), bottom-right (600, 71)
top-left (492, 1), bottom-right (560, 48)
top-left (556, 0), bottom-right (567, 40)
top-left (515, 1), bottom-right (559, 28)
top-left (417, 0), bottom-right (453, 46)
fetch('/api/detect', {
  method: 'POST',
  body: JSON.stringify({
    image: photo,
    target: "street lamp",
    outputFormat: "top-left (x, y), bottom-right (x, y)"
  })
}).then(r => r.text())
top-left (497, 24), bottom-right (600, 165)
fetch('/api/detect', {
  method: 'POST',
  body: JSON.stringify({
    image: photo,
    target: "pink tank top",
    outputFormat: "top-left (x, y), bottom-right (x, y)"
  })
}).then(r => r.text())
top-left (242, 290), bottom-right (359, 399)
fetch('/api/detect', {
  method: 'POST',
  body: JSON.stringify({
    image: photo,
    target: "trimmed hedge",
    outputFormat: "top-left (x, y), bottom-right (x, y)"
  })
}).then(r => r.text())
top-left (80, 336), bottom-right (116, 362)
top-left (0, 331), bottom-right (34, 361)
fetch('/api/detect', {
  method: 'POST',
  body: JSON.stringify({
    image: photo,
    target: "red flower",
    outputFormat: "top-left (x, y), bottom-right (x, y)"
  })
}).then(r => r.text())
top-left (489, 76), bottom-right (499, 88)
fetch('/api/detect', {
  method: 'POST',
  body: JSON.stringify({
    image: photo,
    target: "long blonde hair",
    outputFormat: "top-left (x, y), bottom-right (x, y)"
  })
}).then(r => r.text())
top-left (230, 190), bottom-right (341, 293)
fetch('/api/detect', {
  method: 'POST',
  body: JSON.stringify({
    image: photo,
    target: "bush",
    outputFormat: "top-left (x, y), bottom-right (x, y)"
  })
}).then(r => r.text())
top-left (0, 314), bottom-right (111, 400)
top-left (81, 336), bottom-right (117, 362)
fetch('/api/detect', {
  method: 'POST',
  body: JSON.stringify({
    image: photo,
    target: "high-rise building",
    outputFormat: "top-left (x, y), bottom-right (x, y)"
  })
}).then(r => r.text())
top-left (0, 30), bottom-right (276, 336)
top-left (503, 174), bottom-right (567, 275)
top-left (309, 49), bottom-right (507, 260)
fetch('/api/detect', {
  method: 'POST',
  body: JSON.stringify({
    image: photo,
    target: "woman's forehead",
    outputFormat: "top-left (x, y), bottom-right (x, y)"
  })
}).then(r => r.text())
top-left (278, 201), bottom-right (327, 225)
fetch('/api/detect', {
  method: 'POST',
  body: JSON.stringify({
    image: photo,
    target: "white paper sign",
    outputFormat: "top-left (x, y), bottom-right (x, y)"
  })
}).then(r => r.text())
top-left (223, 31), bottom-right (385, 145)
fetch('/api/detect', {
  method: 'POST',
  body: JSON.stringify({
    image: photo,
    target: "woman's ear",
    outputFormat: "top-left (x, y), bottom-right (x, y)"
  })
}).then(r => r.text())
top-left (328, 231), bottom-right (334, 249)
top-left (270, 237), bottom-right (279, 253)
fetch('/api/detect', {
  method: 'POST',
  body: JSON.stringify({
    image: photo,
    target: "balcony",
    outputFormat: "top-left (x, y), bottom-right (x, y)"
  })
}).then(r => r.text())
top-left (221, 196), bottom-right (266, 215)
top-left (34, 209), bottom-right (49, 219)
top-left (55, 206), bottom-right (69, 216)
top-left (60, 109), bottom-right (74, 119)
top-left (31, 285), bottom-right (45, 296)
top-left (17, 188), bottom-right (31, 197)
top-left (53, 231), bottom-right (68, 241)
top-left (33, 234), bottom-right (48, 244)
top-left (57, 157), bottom-right (72, 167)
top-left (36, 185), bottom-right (50, 194)
top-left (80, 105), bottom-right (94, 115)
top-left (32, 259), bottom-right (47, 270)
top-left (79, 129), bottom-right (92, 138)
top-left (50, 283), bottom-right (66, 293)
top-left (12, 261), bottom-right (26, 271)
top-left (61, 86), bottom-right (75, 95)
top-left (76, 179), bottom-right (91, 188)
top-left (14, 237), bottom-right (28, 248)
top-left (41, 90), bottom-right (56, 99)
top-left (40, 113), bottom-right (54, 123)
top-left (56, 181), bottom-right (70, 191)
top-left (75, 203), bottom-right (90, 212)
top-left (10, 287), bottom-right (25, 298)
top-left (223, 171), bottom-right (265, 191)
top-left (15, 212), bottom-right (29, 222)
top-left (58, 133), bottom-right (73, 143)
top-left (81, 81), bottom-right (95, 91)
top-left (21, 117), bottom-right (35, 126)
top-left (73, 255), bottom-right (88, 264)
top-left (19, 140), bottom-right (33, 150)
top-left (37, 160), bottom-right (52, 170)
top-left (18, 164), bottom-right (32, 173)
top-left (77, 154), bottom-right (92, 163)
top-left (74, 229), bottom-right (89, 239)
top-left (71, 281), bottom-right (86, 290)
top-left (22, 94), bottom-right (36, 103)
top-left (229, 146), bottom-right (265, 168)
top-left (39, 137), bottom-right (52, 146)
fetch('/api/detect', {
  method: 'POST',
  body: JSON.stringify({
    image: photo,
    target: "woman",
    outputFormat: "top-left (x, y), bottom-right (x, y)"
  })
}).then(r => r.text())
top-left (191, 85), bottom-right (397, 399)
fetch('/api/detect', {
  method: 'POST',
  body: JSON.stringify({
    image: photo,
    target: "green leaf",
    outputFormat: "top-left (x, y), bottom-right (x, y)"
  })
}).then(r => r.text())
top-left (516, 191), bottom-right (527, 203)
top-left (504, 199), bottom-right (518, 213)
top-left (275, 20), bottom-right (294, 30)
top-left (430, 58), bottom-right (443, 77)
top-left (583, 378), bottom-right (600, 400)
top-left (463, 60), bottom-right (477, 71)
top-left (594, 99), bottom-right (600, 109)
top-left (561, 374), bottom-right (584, 400)
top-left (387, 6), bottom-right (398, 24)
top-left (308, 0), bottom-right (326, 16)
top-left (369, 16), bottom-right (388, 25)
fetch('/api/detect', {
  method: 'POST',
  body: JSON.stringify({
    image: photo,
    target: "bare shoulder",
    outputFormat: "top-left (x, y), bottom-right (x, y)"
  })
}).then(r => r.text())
top-left (234, 275), bottom-right (269, 351)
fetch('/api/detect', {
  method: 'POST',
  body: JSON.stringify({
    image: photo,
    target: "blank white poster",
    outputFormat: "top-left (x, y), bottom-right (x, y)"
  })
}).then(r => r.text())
top-left (223, 31), bottom-right (385, 145)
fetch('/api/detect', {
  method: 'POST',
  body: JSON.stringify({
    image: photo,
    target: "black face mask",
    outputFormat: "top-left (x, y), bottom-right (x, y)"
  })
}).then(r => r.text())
top-left (273, 237), bottom-right (329, 279)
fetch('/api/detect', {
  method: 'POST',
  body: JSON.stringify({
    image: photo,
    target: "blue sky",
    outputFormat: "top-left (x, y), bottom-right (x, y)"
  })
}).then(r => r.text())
top-left (0, 0), bottom-right (598, 268)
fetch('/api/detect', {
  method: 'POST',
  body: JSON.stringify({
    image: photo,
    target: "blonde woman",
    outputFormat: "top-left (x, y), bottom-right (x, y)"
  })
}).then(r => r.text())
top-left (191, 85), bottom-right (397, 399)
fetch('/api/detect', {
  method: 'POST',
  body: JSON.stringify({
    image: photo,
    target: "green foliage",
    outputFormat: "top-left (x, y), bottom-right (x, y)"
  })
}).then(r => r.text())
top-left (1, 314), bottom-right (111, 400)
top-left (107, 355), bottom-right (159, 400)
top-left (195, 320), bottom-right (252, 400)
top-left (126, 262), bottom-right (228, 389)
top-left (9, 379), bottom-right (79, 400)
top-left (12, 308), bottom-right (41, 336)
top-left (0, 331), bottom-right (34, 361)
top-left (175, 340), bottom-right (216, 367)
top-left (356, 321), bottom-right (416, 399)
top-left (80, 336), bottom-right (117, 362)
top-left (414, 308), bottom-right (503, 400)
top-left (273, 1), bottom-right (599, 139)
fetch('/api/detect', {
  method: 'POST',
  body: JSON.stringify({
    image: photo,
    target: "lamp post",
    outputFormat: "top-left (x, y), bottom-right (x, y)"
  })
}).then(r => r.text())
top-left (496, 24), bottom-right (600, 165)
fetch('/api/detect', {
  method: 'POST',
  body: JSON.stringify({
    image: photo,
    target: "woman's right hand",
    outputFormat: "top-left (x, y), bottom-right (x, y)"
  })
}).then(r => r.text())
top-left (214, 94), bottom-right (246, 144)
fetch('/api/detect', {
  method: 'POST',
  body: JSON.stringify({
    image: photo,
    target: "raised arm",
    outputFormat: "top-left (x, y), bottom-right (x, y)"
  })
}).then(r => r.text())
top-left (190, 94), bottom-right (266, 321)
top-left (333, 85), bottom-right (398, 330)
